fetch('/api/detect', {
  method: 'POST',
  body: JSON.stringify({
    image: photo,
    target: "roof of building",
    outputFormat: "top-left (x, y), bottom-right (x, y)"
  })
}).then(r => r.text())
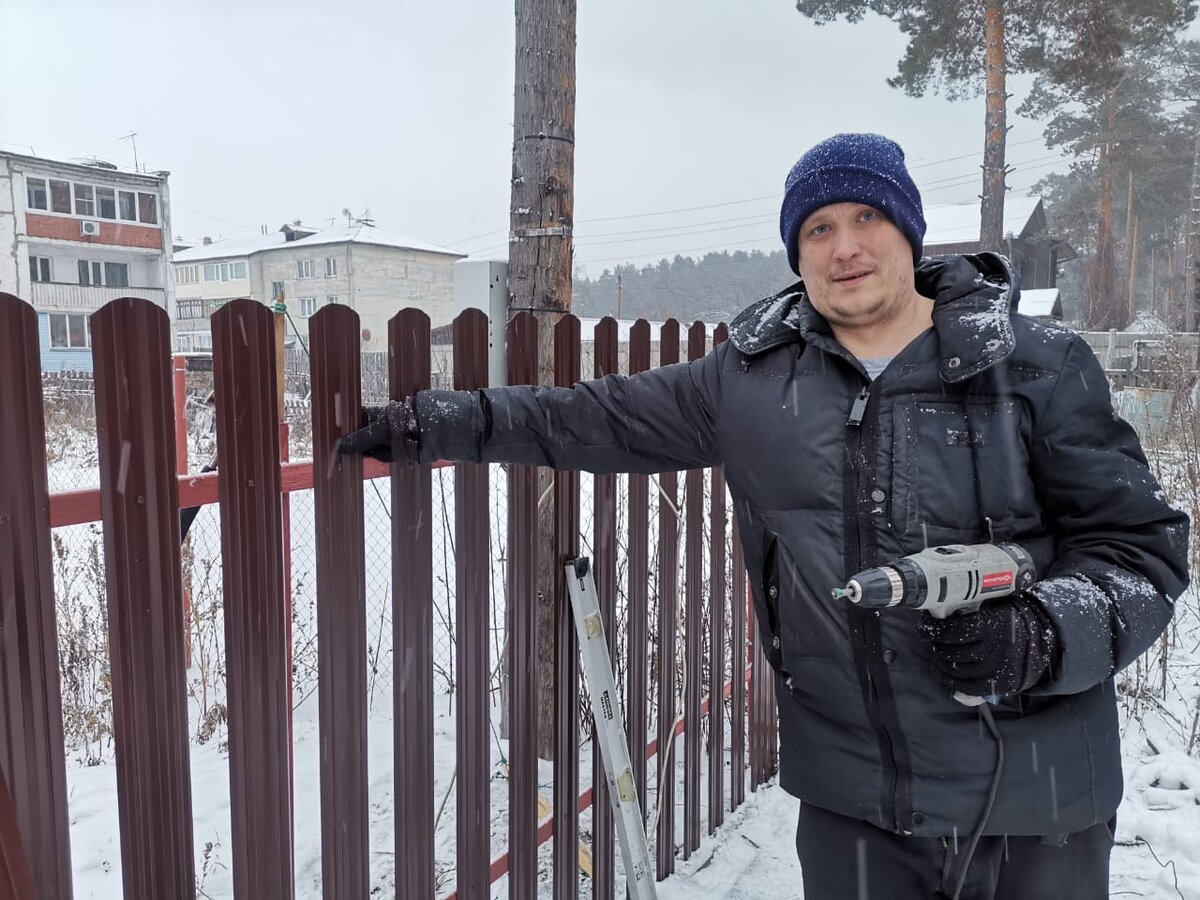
top-left (287, 223), bottom-right (465, 257)
top-left (0, 150), bottom-right (168, 184)
top-left (174, 232), bottom-right (288, 262)
top-left (924, 196), bottom-right (1044, 247)
top-left (172, 222), bottom-right (465, 263)
top-left (1019, 288), bottom-right (1060, 317)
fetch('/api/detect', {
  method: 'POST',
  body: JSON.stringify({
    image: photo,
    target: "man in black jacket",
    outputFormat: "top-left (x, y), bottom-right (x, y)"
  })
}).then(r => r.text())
top-left (339, 133), bottom-right (1190, 899)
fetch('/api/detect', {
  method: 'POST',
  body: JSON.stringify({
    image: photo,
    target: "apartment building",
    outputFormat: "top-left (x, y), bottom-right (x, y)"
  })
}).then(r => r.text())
top-left (172, 221), bottom-right (464, 352)
top-left (0, 151), bottom-right (173, 371)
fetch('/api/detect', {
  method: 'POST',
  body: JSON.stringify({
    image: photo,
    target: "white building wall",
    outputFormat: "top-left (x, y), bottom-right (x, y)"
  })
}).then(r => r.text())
top-left (348, 245), bottom-right (457, 350)
top-left (0, 158), bottom-right (24, 297)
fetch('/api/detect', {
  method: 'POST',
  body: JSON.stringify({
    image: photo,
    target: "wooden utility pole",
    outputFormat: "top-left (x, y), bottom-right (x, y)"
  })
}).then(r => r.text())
top-left (1122, 172), bottom-right (1135, 327)
top-left (979, 0), bottom-right (1008, 253)
top-left (507, 0), bottom-right (577, 761)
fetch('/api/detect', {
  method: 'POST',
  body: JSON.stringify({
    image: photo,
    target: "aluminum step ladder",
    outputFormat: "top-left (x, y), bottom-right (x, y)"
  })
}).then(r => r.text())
top-left (564, 557), bottom-right (658, 900)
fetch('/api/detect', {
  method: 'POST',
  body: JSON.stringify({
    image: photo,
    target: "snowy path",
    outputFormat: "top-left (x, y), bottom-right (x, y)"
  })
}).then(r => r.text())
top-left (657, 744), bottom-right (1200, 900)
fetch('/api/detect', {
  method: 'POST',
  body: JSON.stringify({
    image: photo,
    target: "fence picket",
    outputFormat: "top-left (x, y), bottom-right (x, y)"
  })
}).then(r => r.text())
top-left (92, 297), bottom-right (196, 898)
top-left (591, 317), bottom-right (619, 900)
top-left (626, 320), bottom-right (652, 833)
top-left (0, 293), bottom-right (73, 898)
top-left (310, 305), bottom-right (370, 898)
top-left (453, 308), bottom-right (492, 899)
top-left (553, 315), bottom-right (582, 900)
top-left (391, 308), bottom-right (436, 899)
top-left (655, 319), bottom-right (681, 880)
top-left (683, 322), bottom-right (706, 858)
top-left (506, 311), bottom-right (540, 900)
top-left (212, 298), bottom-right (294, 898)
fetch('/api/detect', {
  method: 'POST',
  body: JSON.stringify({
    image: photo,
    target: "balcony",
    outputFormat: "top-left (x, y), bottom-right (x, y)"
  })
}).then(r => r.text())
top-left (29, 282), bottom-right (166, 312)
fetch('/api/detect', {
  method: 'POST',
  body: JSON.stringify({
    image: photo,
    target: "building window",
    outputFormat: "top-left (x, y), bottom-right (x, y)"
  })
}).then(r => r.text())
top-left (271, 280), bottom-right (285, 300)
top-left (73, 184), bottom-right (95, 217)
top-left (325, 257), bottom-right (338, 277)
top-left (49, 180), bottom-right (71, 214)
top-left (104, 262), bottom-right (129, 288)
top-left (299, 297), bottom-right (319, 317)
top-left (96, 187), bottom-right (117, 220)
top-left (78, 259), bottom-right (128, 287)
top-left (175, 264), bottom-right (199, 284)
top-left (26, 177), bottom-right (48, 210)
top-left (30, 256), bottom-right (52, 282)
top-left (119, 190), bottom-right (137, 221)
top-left (203, 261), bottom-right (246, 282)
top-left (79, 260), bottom-right (102, 286)
top-left (177, 298), bottom-right (204, 319)
top-left (48, 313), bottom-right (90, 349)
top-left (297, 259), bottom-right (314, 279)
top-left (137, 193), bottom-right (158, 225)
top-left (326, 295), bottom-right (339, 306)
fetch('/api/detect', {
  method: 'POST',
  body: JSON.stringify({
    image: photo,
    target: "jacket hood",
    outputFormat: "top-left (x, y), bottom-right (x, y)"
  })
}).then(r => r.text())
top-left (727, 252), bottom-right (1021, 383)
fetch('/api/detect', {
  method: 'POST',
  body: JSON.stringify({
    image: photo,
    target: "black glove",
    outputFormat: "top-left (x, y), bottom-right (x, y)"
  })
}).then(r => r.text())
top-left (336, 399), bottom-right (420, 464)
top-left (918, 595), bottom-right (1060, 698)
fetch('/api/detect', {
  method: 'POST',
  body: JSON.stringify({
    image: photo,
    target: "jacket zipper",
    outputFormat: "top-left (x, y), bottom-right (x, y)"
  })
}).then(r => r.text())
top-left (847, 381), bottom-right (903, 833)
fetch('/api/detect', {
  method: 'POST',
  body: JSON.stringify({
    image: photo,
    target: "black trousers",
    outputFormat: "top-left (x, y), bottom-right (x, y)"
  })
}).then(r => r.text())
top-left (795, 802), bottom-right (1115, 900)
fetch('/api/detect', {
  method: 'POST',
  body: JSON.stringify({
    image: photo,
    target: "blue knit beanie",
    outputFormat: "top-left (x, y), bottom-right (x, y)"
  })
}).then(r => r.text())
top-left (779, 133), bottom-right (926, 275)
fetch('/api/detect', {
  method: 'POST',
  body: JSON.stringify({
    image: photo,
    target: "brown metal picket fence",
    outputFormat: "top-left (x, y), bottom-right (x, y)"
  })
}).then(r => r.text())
top-left (0, 290), bottom-right (779, 900)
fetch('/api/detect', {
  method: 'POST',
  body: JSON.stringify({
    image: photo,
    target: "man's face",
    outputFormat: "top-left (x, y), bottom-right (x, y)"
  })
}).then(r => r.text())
top-left (795, 202), bottom-right (917, 330)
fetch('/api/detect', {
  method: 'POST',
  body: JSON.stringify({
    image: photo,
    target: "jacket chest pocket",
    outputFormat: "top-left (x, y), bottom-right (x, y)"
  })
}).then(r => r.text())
top-left (889, 397), bottom-right (1034, 540)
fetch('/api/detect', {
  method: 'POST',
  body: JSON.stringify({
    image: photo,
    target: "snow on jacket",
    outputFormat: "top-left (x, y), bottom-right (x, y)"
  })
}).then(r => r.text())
top-left (414, 252), bottom-right (1191, 838)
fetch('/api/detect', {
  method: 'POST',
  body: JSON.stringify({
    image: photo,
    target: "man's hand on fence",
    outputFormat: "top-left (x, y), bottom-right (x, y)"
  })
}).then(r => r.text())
top-left (337, 399), bottom-right (421, 464)
top-left (918, 595), bottom-right (1060, 698)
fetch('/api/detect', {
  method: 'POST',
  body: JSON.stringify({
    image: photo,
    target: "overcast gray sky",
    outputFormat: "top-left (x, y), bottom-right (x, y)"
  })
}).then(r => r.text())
top-left (2, 0), bottom-right (1067, 275)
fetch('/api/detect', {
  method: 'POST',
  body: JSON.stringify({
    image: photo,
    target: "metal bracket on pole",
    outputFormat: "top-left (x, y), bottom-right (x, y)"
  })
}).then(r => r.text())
top-left (564, 558), bottom-right (658, 900)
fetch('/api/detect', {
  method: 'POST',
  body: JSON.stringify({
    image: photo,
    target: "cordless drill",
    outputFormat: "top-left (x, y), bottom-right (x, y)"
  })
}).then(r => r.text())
top-left (832, 543), bottom-right (1037, 620)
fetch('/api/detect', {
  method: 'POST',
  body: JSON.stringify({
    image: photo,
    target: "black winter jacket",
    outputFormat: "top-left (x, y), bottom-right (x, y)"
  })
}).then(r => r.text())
top-left (415, 253), bottom-right (1191, 838)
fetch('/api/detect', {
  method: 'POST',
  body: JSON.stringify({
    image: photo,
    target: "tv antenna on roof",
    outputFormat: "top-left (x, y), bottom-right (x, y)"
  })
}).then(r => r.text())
top-left (119, 132), bottom-right (140, 172)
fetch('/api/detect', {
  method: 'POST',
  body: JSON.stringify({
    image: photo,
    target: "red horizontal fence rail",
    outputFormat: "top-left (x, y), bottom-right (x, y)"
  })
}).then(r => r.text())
top-left (16, 294), bottom-right (779, 899)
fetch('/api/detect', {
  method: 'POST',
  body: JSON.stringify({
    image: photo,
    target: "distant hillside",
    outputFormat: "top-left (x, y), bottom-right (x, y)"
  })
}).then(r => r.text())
top-left (572, 250), bottom-right (795, 323)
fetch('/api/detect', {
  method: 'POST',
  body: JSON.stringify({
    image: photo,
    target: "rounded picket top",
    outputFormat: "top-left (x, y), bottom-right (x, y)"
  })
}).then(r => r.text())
top-left (390, 306), bottom-right (431, 333)
top-left (453, 305), bottom-right (489, 331)
top-left (92, 294), bottom-right (170, 328)
top-left (91, 297), bottom-right (171, 364)
top-left (309, 300), bottom-right (359, 331)
top-left (688, 320), bottom-right (707, 361)
top-left (554, 313), bottom-right (581, 387)
top-left (0, 292), bottom-right (37, 347)
top-left (0, 291), bottom-right (33, 316)
top-left (594, 316), bottom-right (619, 377)
top-left (714, 321), bottom-right (730, 346)
top-left (388, 308), bottom-right (431, 399)
top-left (506, 311), bottom-right (538, 386)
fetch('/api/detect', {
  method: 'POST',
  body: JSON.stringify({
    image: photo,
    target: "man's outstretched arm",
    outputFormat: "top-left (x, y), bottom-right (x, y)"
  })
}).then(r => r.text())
top-left (340, 342), bottom-right (727, 475)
